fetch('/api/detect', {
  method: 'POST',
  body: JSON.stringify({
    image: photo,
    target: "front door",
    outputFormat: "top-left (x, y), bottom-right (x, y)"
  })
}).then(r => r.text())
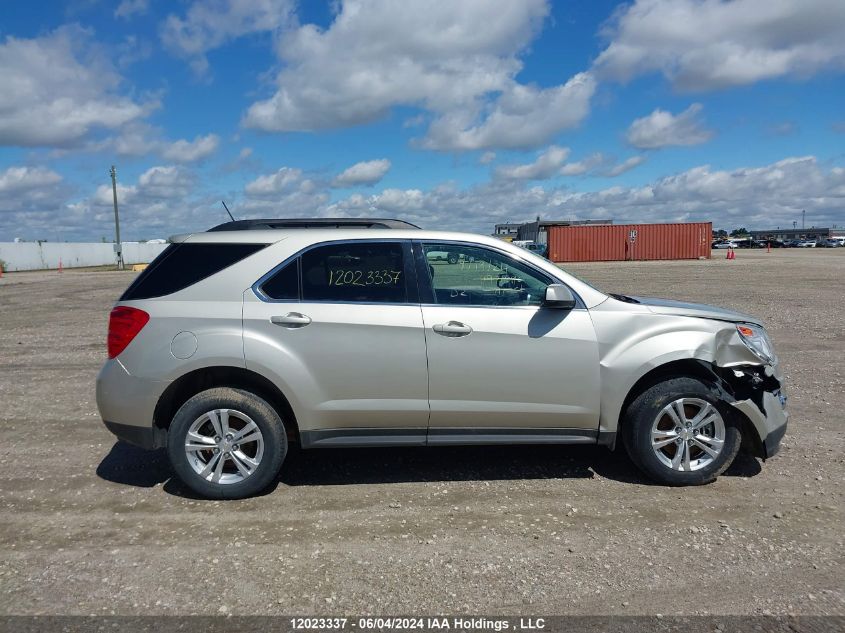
top-left (243, 240), bottom-right (429, 446)
top-left (417, 242), bottom-right (601, 442)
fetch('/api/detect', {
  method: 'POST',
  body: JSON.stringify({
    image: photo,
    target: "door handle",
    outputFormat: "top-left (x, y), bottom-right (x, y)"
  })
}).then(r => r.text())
top-left (270, 312), bottom-right (312, 328)
top-left (432, 321), bottom-right (472, 337)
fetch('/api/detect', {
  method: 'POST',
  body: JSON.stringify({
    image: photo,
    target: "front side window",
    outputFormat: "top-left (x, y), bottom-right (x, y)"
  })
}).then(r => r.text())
top-left (301, 242), bottom-right (407, 303)
top-left (422, 243), bottom-right (550, 307)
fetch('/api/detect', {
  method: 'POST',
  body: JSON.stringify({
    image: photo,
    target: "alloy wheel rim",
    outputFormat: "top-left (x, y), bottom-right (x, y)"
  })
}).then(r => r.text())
top-left (651, 398), bottom-right (725, 472)
top-left (184, 409), bottom-right (264, 485)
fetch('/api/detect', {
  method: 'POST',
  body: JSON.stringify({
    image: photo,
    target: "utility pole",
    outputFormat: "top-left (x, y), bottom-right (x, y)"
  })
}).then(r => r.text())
top-left (110, 165), bottom-right (124, 270)
top-left (802, 209), bottom-right (805, 231)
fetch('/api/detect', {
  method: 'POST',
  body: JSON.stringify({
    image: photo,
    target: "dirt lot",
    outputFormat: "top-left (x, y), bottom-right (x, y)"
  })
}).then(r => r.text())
top-left (0, 248), bottom-right (842, 616)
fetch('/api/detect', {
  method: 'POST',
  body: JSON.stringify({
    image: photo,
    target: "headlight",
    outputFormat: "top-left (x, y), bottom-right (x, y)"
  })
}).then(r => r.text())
top-left (736, 324), bottom-right (777, 364)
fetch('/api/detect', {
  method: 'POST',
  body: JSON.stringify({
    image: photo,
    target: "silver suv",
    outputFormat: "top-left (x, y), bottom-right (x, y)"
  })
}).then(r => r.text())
top-left (96, 221), bottom-right (788, 498)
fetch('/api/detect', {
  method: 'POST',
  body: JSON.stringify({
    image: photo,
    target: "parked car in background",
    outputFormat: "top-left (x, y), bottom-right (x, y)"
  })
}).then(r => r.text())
top-left (756, 239), bottom-right (785, 248)
top-left (818, 239), bottom-right (842, 248)
top-left (713, 240), bottom-right (739, 249)
top-left (520, 242), bottom-right (548, 258)
top-left (97, 220), bottom-right (788, 498)
top-left (783, 239), bottom-right (802, 248)
top-left (426, 248), bottom-right (462, 264)
top-left (797, 240), bottom-right (817, 248)
top-left (735, 240), bottom-right (761, 249)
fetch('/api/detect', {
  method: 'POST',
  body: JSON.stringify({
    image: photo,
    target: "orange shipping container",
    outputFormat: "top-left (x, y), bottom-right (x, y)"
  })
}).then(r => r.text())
top-left (547, 222), bottom-right (712, 263)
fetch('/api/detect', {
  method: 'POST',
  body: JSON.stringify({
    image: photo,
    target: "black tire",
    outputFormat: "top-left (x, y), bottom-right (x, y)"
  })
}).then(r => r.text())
top-left (622, 377), bottom-right (741, 486)
top-left (167, 387), bottom-right (287, 499)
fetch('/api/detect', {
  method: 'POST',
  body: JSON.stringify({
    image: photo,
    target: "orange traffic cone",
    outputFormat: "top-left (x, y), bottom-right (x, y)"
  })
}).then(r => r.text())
top-left (726, 247), bottom-right (735, 260)
top-left (767, 242), bottom-right (771, 253)
top-left (58, 258), bottom-right (63, 273)
top-left (0, 263), bottom-right (3, 278)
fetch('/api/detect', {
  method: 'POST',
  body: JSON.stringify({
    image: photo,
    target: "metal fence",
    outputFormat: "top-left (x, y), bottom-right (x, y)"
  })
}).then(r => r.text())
top-left (0, 242), bottom-right (168, 271)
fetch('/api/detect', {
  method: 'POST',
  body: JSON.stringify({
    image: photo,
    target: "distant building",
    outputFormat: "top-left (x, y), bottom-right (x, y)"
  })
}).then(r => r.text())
top-left (749, 227), bottom-right (844, 241)
top-left (493, 223), bottom-right (521, 239)
top-left (495, 218), bottom-right (612, 244)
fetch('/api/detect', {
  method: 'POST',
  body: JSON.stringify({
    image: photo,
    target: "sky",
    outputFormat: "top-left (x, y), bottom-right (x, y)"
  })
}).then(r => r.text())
top-left (0, 0), bottom-right (844, 241)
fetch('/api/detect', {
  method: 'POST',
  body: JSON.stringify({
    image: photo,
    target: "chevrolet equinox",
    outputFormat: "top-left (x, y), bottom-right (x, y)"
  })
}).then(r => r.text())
top-left (96, 221), bottom-right (788, 498)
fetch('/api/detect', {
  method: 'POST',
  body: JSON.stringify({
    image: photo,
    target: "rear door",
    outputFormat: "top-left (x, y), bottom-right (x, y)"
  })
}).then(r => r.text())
top-left (243, 239), bottom-right (430, 446)
top-left (415, 241), bottom-right (601, 443)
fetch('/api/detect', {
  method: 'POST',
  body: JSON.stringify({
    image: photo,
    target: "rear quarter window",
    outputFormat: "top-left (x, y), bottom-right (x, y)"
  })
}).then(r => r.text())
top-left (300, 242), bottom-right (407, 303)
top-left (120, 243), bottom-right (267, 301)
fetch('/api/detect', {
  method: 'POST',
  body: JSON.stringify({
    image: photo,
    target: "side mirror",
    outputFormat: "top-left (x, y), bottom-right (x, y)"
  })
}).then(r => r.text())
top-left (543, 284), bottom-right (576, 309)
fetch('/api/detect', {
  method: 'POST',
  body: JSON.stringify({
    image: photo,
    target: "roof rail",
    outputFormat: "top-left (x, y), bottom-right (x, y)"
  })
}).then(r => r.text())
top-left (207, 218), bottom-right (421, 232)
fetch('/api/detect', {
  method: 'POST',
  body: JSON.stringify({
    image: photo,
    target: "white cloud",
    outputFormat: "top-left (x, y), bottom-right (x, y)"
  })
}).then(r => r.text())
top-left (594, 0), bottom-right (845, 90)
top-left (115, 0), bottom-right (149, 19)
top-left (161, 0), bottom-right (294, 76)
top-left (161, 134), bottom-right (220, 163)
top-left (0, 166), bottom-right (62, 192)
top-left (626, 104), bottom-right (713, 149)
top-left (244, 0), bottom-right (546, 130)
top-left (0, 166), bottom-right (71, 240)
top-left (420, 73), bottom-right (596, 151)
top-left (554, 156), bottom-right (845, 228)
top-left (495, 148), bottom-right (637, 181)
top-left (240, 167), bottom-right (329, 217)
top-left (81, 165), bottom-right (214, 239)
top-left (325, 156), bottom-right (845, 232)
top-left (107, 123), bottom-right (161, 157)
top-left (560, 152), bottom-right (604, 176)
top-left (603, 155), bottom-right (647, 177)
top-left (7, 156), bottom-right (843, 242)
top-left (495, 146), bottom-right (570, 180)
top-left (117, 35), bottom-right (153, 67)
top-left (79, 126), bottom-right (221, 163)
top-left (136, 165), bottom-right (196, 199)
top-left (91, 165), bottom-right (196, 207)
top-left (245, 167), bottom-right (308, 197)
top-left (333, 159), bottom-right (392, 187)
top-left (0, 26), bottom-right (155, 148)
top-left (243, 0), bottom-right (593, 151)
top-left (8, 162), bottom-right (251, 240)
top-left (479, 151), bottom-right (497, 165)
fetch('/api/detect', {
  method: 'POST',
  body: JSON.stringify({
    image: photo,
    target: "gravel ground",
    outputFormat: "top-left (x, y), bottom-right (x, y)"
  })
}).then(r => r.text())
top-left (0, 248), bottom-right (842, 616)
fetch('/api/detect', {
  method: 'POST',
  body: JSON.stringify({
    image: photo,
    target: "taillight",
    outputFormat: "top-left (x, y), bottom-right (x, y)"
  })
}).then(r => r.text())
top-left (108, 306), bottom-right (150, 358)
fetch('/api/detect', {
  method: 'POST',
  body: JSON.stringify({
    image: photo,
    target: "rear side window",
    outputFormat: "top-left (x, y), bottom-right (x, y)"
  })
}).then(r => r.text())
top-left (120, 243), bottom-right (267, 301)
top-left (300, 242), bottom-right (407, 303)
top-left (260, 259), bottom-right (299, 300)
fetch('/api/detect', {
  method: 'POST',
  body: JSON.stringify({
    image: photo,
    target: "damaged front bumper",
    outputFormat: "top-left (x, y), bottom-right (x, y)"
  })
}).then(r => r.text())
top-left (730, 389), bottom-right (788, 458)
top-left (719, 365), bottom-right (788, 459)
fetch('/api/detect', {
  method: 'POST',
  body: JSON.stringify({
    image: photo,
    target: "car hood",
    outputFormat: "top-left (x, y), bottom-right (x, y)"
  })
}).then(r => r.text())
top-left (630, 296), bottom-right (762, 325)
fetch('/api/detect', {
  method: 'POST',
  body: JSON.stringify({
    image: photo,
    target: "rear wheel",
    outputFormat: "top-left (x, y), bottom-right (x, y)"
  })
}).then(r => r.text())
top-left (447, 253), bottom-right (459, 264)
top-left (622, 377), bottom-right (741, 486)
top-left (167, 387), bottom-right (287, 499)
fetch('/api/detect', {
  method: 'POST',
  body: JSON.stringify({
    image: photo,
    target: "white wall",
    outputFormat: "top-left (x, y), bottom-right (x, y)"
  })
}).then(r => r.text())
top-left (0, 242), bottom-right (168, 271)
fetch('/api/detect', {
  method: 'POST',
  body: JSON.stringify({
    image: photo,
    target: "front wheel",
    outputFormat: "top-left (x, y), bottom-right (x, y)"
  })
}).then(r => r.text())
top-left (167, 387), bottom-right (287, 499)
top-left (622, 377), bottom-right (742, 486)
